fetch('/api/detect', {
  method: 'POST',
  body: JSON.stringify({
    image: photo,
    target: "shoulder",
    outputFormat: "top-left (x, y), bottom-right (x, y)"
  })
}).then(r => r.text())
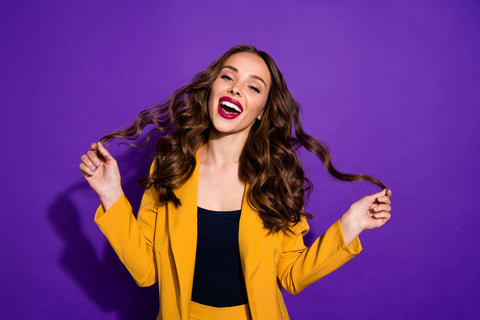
top-left (273, 217), bottom-right (309, 250)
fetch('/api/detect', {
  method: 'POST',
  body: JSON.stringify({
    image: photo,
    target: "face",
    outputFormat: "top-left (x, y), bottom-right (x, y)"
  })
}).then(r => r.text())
top-left (208, 52), bottom-right (271, 139)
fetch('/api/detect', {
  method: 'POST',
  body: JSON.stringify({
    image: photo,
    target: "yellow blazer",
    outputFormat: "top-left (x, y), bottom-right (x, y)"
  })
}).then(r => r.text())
top-left (94, 159), bottom-right (362, 319)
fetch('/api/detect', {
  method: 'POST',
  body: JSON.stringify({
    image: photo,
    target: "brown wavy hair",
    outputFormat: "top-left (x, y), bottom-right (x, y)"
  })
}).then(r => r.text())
top-left (100, 45), bottom-right (386, 233)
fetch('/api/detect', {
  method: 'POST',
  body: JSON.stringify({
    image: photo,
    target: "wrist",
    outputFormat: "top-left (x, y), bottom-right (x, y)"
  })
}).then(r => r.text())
top-left (340, 212), bottom-right (363, 246)
top-left (98, 188), bottom-right (123, 211)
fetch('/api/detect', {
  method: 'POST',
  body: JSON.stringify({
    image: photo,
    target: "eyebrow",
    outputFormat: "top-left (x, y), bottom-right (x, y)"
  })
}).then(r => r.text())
top-left (222, 65), bottom-right (267, 88)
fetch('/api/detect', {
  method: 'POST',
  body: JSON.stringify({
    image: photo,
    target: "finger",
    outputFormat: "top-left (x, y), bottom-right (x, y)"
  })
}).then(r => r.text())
top-left (373, 211), bottom-right (391, 220)
top-left (90, 142), bottom-right (98, 151)
top-left (386, 189), bottom-right (392, 197)
top-left (376, 196), bottom-right (391, 205)
top-left (79, 162), bottom-right (95, 176)
top-left (86, 149), bottom-right (102, 167)
top-left (97, 141), bottom-right (113, 160)
top-left (367, 189), bottom-right (388, 202)
top-left (81, 154), bottom-right (97, 171)
top-left (372, 204), bottom-right (391, 213)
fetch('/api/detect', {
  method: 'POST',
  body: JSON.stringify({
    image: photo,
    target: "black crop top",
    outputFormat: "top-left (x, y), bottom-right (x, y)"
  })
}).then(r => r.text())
top-left (191, 207), bottom-right (249, 307)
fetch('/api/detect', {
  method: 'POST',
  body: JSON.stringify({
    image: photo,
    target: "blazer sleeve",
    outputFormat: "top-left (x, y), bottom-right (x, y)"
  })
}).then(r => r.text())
top-left (276, 218), bottom-right (362, 294)
top-left (94, 165), bottom-right (159, 287)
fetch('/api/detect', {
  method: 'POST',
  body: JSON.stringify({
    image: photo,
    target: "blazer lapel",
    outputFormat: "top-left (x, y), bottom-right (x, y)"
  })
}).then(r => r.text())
top-left (238, 185), bottom-right (271, 279)
top-left (168, 159), bottom-right (199, 318)
top-left (238, 187), bottom-right (277, 318)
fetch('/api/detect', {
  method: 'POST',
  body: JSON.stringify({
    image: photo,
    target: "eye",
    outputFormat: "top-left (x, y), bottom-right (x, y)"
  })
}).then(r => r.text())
top-left (249, 86), bottom-right (260, 93)
top-left (221, 75), bottom-right (233, 81)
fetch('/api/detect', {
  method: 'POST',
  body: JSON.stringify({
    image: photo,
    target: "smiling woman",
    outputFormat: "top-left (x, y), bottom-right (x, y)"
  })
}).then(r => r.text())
top-left (79, 45), bottom-right (392, 320)
top-left (208, 53), bottom-right (270, 141)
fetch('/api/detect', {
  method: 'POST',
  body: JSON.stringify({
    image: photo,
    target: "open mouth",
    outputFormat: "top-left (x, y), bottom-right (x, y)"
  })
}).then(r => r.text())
top-left (218, 97), bottom-right (243, 119)
top-left (220, 100), bottom-right (242, 113)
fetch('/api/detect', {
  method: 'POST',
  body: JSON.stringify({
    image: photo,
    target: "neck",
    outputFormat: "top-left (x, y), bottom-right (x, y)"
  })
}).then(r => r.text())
top-left (201, 130), bottom-right (249, 168)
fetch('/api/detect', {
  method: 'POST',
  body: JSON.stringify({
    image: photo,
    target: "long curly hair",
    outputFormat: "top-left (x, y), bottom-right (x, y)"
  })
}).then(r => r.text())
top-left (100, 45), bottom-right (386, 232)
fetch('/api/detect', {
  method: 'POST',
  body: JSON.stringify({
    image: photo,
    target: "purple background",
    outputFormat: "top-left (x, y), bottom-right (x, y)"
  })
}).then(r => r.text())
top-left (1, 1), bottom-right (479, 319)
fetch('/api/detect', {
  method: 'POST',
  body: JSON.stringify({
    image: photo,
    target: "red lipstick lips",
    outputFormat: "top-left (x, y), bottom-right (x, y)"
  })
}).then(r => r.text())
top-left (218, 96), bottom-right (243, 119)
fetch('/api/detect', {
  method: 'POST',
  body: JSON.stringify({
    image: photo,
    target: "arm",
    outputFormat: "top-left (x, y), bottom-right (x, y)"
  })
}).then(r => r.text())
top-left (277, 189), bottom-right (392, 294)
top-left (94, 186), bottom-right (159, 287)
top-left (277, 218), bottom-right (362, 294)
top-left (80, 142), bottom-right (158, 286)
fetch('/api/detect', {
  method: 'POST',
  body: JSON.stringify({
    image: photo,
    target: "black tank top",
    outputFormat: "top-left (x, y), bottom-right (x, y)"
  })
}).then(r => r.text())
top-left (191, 206), bottom-right (249, 307)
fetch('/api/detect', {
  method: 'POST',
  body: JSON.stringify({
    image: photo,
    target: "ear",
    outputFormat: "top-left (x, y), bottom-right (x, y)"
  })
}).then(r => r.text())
top-left (257, 108), bottom-right (266, 121)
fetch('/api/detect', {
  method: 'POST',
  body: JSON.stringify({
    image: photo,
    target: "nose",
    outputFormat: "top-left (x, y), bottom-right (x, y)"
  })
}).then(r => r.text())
top-left (229, 86), bottom-right (241, 96)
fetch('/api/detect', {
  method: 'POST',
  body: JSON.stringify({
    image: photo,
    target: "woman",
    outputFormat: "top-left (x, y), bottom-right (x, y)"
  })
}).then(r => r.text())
top-left (80, 45), bottom-right (392, 320)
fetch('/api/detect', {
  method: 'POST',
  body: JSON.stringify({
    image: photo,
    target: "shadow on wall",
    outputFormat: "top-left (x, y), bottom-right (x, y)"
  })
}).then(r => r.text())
top-left (48, 142), bottom-right (159, 319)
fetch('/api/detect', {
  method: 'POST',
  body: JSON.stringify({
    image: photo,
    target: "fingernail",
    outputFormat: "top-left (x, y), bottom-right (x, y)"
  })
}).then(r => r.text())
top-left (374, 206), bottom-right (381, 212)
top-left (374, 213), bottom-right (381, 218)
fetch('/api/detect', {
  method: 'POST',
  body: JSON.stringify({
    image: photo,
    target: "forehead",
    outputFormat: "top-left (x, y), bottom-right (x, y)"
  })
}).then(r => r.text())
top-left (222, 52), bottom-right (271, 87)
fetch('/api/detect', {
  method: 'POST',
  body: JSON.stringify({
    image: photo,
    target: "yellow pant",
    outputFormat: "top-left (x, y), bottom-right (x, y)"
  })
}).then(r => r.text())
top-left (190, 301), bottom-right (252, 320)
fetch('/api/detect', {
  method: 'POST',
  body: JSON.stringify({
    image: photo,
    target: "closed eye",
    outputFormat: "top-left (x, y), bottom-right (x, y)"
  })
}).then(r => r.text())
top-left (221, 75), bottom-right (233, 81)
top-left (249, 86), bottom-right (260, 93)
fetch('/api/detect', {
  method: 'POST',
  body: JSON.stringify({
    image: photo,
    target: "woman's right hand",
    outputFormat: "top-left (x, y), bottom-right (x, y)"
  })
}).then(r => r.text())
top-left (79, 141), bottom-right (123, 211)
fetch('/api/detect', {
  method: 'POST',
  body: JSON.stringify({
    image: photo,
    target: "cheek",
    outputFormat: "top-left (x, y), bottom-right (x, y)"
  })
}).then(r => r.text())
top-left (254, 97), bottom-right (268, 119)
top-left (211, 79), bottom-right (223, 95)
top-left (208, 81), bottom-right (223, 104)
top-left (208, 88), bottom-right (218, 109)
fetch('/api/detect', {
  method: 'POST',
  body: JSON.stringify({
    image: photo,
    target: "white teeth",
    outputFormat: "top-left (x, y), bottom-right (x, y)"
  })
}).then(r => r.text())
top-left (220, 100), bottom-right (242, 113)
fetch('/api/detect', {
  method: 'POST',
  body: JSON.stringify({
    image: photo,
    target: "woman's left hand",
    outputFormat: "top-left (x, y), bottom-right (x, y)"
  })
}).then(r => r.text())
top-left (340, 189), bottom-right (392, 245)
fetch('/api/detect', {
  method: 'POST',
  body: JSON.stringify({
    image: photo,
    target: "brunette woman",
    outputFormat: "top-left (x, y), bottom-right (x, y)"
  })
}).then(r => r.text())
top-left (80, 45), bottom-right (392, 320)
